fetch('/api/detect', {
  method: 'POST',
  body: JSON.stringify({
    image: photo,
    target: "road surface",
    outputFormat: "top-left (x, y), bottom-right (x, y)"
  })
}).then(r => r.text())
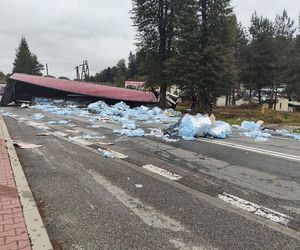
top-left (1, 106), bottom-right (300, 249)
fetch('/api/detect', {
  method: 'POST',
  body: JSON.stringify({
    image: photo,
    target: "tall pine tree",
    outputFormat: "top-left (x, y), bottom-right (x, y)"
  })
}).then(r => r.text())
top-left (166, 0), bottom-right (236, 111)
top-left (127, 51), bottom-right (139, 79)
top-left (131, 0), bottom-right (178, 108)
top-left (285, 35), bottom-right (300, 100)
top-left (244, 13), bottom-right (275, 104)
top-left (13, 37), bottom-right (44, 75)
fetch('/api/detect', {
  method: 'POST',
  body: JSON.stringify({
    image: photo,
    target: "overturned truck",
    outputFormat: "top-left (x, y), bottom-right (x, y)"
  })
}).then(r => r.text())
top-left (1, 73), bottom-right (157, 106)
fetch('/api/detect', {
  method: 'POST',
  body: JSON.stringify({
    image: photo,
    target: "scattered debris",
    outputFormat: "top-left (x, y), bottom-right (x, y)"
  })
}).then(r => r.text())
top-left (21, 103), bottom-right (30, 108)
top-left (239, 120), bottom-right (271, 142)
top-left (0, 110), bottom-right (12, 117)
top-left (122, 120), bottom-right (136, 130)
top-left (135, 184), bottom-right (143, 188)
top-left (240, 121), bottom-right (261, 131)
top-left (113, 128), bottom-right (145, 137)
top-left (36, 132), bottom-right (51, 136)
top-left (98, 148), bottom-right (115, 158)
top-left (31, 113), bottom-right (45, 120)
top-left (277, 130), bottom-right (300, 141)
top-left (68, 136), bottom-right (82, 142)
top-left (13, 141), bottom-right (42, 149)
top-left (47, 120), bottom-right (70, 125)
top-left (90, 125), bottom-right (101, 128)
top-left (97, 148), bottom-right (128, 159)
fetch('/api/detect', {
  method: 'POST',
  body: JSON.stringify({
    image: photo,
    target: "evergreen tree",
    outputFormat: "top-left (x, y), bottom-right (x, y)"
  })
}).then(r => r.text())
top-left (127, 51), bottom-right (138, 79)
top-left (166, 0), bottom-right (236, 111)
top-left (285, 35), bottom-right (300, 100)
top-left (0, 72), bottom-right (6, 82)
top-left (131, 0), bottom-right (178, 108)
top-left (271, 10), bottom-right (296, 108)
top-left (13, 37), bottom-right (44, 75)
top-left (244, 13), bottom-right (275, 104)
top-left (113, 59), bottom-right (128, 87)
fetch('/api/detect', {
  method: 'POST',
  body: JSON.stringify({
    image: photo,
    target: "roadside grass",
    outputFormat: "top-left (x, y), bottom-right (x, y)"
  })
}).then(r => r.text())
top-left (292, 128), bottom-right (300, 133)
top-left (176, 104), bottom-right (300, 125)
top-left (214, 106), bottom-right (300, 125)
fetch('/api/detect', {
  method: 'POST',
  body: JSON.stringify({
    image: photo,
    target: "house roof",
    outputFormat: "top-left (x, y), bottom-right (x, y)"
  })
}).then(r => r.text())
top-left (10, 73), bottom-right (157, 103)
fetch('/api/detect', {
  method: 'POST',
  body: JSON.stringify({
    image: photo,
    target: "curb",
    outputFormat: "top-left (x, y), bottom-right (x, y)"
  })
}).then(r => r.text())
top-left (0, 115), bottom-right (53, 250)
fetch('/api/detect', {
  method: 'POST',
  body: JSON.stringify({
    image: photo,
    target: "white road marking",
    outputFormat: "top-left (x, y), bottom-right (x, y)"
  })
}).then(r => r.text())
top-left (26, 121), bottom-right (41, 127)
top-left (53, 131), bottom-right (68, 137)
top-left (74, 138), bottom-right (94, 146)
top-left (97, 148), bottom-right (128, 159)
top-left (143, 164), bottom-right (182, 181)
top-left (88, 170), bottom-right (186, 232)
top-left (36, 125), bottom-right (50, 130)
top-left (218, 192), bottom-right (290, 225)
top-left (196, 138), bottom-right (300, 162)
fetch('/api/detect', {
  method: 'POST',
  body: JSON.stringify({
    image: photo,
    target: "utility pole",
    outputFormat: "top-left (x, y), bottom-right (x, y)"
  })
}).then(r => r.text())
top-left (76, 66), bottom-right (80, 80)
top-left (75, 60), bottom-right (90, 81)
top-left (46, 64), bottom-right (49, 76)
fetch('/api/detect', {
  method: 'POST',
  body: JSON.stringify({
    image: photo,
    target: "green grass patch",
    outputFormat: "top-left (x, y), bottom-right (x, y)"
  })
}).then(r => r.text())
top-left (292, 128), bottom-right (300, 133)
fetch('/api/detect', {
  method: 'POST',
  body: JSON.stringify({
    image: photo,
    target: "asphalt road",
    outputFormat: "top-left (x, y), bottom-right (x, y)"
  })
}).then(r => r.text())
top-left (2, 106), bottom-right (300, 249)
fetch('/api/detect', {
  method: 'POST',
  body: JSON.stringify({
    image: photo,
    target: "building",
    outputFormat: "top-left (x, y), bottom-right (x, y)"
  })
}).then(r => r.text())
top-left (125, 81), bottom-right (145, 90)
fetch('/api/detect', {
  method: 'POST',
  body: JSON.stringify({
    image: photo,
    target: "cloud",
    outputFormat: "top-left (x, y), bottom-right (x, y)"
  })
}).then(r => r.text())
top-left (0, 0), bottom-right (136, 78)
top-left (232, 0), bottom-right (300, 28)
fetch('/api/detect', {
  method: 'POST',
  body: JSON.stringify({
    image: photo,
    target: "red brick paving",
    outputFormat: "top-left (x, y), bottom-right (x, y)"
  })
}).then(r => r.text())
top-left (0, 138), bottom-right (31, 249)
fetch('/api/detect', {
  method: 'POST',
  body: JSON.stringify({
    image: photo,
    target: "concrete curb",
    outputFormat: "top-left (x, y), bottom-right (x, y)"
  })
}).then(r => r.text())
top-left (0, 115), bottom-right (53, 250)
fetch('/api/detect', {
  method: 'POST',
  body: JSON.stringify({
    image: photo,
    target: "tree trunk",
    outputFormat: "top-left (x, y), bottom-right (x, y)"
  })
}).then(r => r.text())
top-left (258, 89), bottom-right (262, 104)
top-left (269, 82), bottom-right (275, 109)
top-left (159, 81), bottom-right (167, 109)
top-left (225, 94), bottom-right (229, 106)
top-left (274, 86), bottom-right (278, 111)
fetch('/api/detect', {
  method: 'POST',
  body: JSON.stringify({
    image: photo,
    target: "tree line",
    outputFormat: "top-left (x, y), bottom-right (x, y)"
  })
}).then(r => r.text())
top-left (91, 1), bottom-right (300, 110)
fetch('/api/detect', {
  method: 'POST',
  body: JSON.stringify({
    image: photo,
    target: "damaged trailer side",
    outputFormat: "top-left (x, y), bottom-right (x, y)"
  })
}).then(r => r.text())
top-left (1, 73), bottom-right (158, 107)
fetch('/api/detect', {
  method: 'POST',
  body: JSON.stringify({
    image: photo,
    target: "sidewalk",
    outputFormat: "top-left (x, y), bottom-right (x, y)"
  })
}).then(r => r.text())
top-left (0, 115), bottom-right (52, 250)
top-left (0, 138), bottom-right (31, 249)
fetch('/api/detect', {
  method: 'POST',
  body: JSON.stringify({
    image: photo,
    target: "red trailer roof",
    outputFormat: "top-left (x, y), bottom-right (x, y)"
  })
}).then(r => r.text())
top-left (10, 73), bottom-right (157, 103)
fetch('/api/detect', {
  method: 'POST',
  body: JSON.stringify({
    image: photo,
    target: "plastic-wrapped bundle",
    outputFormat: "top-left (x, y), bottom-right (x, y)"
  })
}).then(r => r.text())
top-left (113, 128), bottom-right (145, 137)
top-left (240, 121), bottom-right (261, 131)
top-left (113, 101), bottom-right (129, 111)
top-left (87, 101), bottom-right (110, 113)
top-left (179, 114), bottom-right (212, 140)
top-left (31, 113), bottom-right (45, 120)
top-left (240, 130), bottom-right (271, 138)
top-left (122, 120), bottom-right (136, 130)
top-left (209, 121), bottom-right (232, 139)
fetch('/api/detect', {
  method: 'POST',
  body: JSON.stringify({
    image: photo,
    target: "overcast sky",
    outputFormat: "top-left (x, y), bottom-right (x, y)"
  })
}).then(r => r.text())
top-left (0, 0), bottom-right (299, 79)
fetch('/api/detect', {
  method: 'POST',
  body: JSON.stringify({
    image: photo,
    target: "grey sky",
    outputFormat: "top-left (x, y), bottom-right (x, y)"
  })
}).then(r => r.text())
top-left (0, 0), bottom-right (299, 79)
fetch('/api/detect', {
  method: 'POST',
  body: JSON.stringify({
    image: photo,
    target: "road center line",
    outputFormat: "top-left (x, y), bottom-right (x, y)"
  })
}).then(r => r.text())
top-left (143, 164), bottom-right (182, 181)
top-left (218, 192), bottom-right (291, 226)
top-left (88, 169), bottom-right (186, 232)
top-left (196, 138), bottom-right (300, 162)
